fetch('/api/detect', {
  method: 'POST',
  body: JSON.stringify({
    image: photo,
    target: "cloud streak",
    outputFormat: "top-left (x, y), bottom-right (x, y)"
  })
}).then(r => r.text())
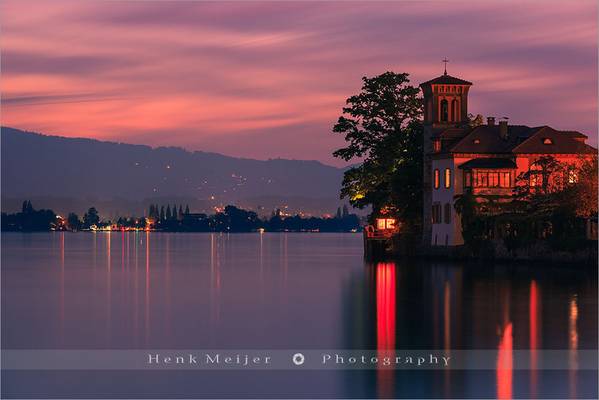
top-left (1, 0), bottom-right (596, 165)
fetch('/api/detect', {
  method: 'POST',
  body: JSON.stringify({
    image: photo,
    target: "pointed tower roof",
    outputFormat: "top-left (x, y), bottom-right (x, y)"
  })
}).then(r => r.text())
top-left (420, 74), bottom-right (472, 87)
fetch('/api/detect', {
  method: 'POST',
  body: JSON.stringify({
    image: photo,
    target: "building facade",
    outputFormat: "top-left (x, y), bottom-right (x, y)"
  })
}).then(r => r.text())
top-left (420, 71), bottom-right (597, 247)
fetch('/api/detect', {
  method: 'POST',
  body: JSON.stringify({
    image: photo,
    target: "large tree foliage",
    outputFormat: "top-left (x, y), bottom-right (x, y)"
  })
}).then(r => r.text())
top-left (332, 72), bottom-right (423, 226)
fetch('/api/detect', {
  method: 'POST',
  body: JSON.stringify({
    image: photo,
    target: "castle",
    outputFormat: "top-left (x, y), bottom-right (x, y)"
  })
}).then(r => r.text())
top-left (420, 69), bottom-right (597, 247)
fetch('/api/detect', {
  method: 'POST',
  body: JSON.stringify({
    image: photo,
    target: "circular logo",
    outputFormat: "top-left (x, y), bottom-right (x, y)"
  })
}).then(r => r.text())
top-left (292, 353), bottom-right (305, 366)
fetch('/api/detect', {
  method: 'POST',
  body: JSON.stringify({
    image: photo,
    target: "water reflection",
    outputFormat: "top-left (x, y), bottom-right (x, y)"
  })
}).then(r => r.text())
top-left (352, 258), bottom-right (596, 398)
top-left (569, 295), bottom-right (579, 398)
top-left (1, 233), bottom-right (597, 398)
top-left (529, 280), bottom-right (540, 398)
top-left (376, 262), bottom-right (396, 398)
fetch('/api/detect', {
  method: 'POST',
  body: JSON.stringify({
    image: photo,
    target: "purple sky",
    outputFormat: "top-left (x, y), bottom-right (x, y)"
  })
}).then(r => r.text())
top-left (1, 0), bottom-right (597, 166)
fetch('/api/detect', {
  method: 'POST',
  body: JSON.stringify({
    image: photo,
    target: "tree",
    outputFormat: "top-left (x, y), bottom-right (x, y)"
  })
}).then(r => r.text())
top-left (83, 207), bottom-right (100, 228)
top-left (342, 204), bottom-right (349, 218)
top-left (166, 205), bottom-right (172, 220)
top-left (21, 200), bottom-right (33, 214)
top-left (159, 206), bottom-right (165, 221)
top-left (67, 213), bottom-right (82, 231)
top-left (468, 113), bottom-right (484, 128)
top-left (335, 207), bottom-right (342, 219)
top-left (332, 71), bottom-right (423, 229)
top-left (185, 204), bottom-right (190, 215)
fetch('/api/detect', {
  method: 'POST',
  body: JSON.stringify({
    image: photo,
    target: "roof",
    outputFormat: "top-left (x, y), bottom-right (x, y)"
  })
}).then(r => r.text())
top-left (558, 130), bottom-right (588, 139)
top-left (441, 124), bottom-right (597, 155)
top-left (448, 125), bottom-right (540, 153)
top-left (458, 158), bottom-right (517, 170)
top-left (513, 127), bottom-right (597, 154)
top-left (432, 128), bottom-right (466, 139)
top-left (420, 73), bottom-right (472, 87)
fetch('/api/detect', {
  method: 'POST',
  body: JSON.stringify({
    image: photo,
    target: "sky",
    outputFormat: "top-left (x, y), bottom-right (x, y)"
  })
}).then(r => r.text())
top-left (1, 0), bottom-right (597, 166)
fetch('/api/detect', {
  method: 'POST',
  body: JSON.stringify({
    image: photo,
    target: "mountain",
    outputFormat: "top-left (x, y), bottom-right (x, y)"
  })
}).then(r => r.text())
top-left (1, 127), bottom-right (353, 217)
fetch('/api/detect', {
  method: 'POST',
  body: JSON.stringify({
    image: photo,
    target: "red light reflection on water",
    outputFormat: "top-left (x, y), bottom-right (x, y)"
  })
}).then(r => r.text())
top-left (497, 323), bottom-right (513, 400)
top-left (376, 262), bottom-right (396, 398)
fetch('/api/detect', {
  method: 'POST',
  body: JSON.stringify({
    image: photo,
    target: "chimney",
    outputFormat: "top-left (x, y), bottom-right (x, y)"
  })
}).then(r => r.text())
top-left (499, 120), bottom-right (508, 140)
top-left (487, 117), bottom-right (495, 126)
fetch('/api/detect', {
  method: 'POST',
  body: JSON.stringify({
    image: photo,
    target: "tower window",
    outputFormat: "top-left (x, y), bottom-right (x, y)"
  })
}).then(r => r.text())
top-left (434, 169), bottom-right (440, 189)
top-left (433, 140), bottom-right (441, 152)
top-left (440, 99), bottom-right (449, 122)
top-left (444, 168), bottom-right (451, 188)
top-left (451, 99), bottom-right (458, 122)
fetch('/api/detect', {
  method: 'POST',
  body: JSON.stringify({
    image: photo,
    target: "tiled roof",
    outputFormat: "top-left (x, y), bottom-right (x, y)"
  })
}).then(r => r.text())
top-left (447, 125), bottom-right (540, 153)
top-left (513, 127), bottom-right (597, 154)
top-left (558, 130), bottom-right (588, 139)
top-left (458, 158), bottom-right (517, 170)
top-left (420, 73), bottom-right (473, 86)
top-left (442, 124), bottom-right (597, 155)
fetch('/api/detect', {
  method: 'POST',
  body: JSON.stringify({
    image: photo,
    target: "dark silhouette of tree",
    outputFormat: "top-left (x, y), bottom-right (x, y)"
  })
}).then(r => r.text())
top-left (83, 207), bottom-right (100, 228)
top-left (185, 204), bottom-right (190, 215)
top-left (166, 205), bottom-right (172, 220)
top-left (335, 207), bottom-right (342, 219)
top-left (159, 206), bottom-right (165, 221)
top-left (2, 201), bottom-right (57, 231)
top-left (332, 71), bottom-right (423, 231)
top-left (67, 213), bottom-right (82, 231)
top-left (342, 204), bottom-right (349, 218)
top-left (178, 205), bottom-right (183, 220)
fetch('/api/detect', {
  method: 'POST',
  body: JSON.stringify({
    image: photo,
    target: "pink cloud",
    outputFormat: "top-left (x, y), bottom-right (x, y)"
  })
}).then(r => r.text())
top-left (1, 0), bottom-right (596, 166)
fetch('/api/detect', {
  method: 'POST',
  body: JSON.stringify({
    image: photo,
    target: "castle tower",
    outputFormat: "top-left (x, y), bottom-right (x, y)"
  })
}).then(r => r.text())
top-left (419, 65), bottom-right (472, 247)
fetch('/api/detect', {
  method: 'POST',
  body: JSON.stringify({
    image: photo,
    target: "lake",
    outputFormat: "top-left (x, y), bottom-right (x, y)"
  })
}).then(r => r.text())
top-left (1, 232), bottom-right (597, 398)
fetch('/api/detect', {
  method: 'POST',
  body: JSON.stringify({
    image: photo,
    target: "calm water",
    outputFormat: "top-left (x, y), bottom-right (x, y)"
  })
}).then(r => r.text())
top-left (1, 232), bottom-right (597, 398)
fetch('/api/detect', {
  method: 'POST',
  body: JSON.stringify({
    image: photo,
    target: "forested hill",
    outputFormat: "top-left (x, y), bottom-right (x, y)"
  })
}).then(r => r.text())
top-left (1, 127), bottom-right (349, 216)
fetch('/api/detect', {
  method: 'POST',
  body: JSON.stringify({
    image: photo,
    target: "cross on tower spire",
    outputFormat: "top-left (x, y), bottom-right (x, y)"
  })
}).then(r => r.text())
top-left (442, 58), bottom-right (449, 75)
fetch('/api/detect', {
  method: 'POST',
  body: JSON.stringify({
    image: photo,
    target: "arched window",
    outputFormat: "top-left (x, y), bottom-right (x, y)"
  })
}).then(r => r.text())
top-left (444, 168), bottom-right (451, 188)
top-left (440, 99), bottom-right (448, 122)
top-left (451, 99), bottom-right (458, 122)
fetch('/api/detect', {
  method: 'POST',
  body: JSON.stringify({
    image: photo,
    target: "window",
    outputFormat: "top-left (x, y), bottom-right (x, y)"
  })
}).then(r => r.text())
top-left (568, 169), bottom-right (578, 184)
top-left (464, 171), bottom-right (472, 188)
top-left (488, 172), bottom-right (499, 187)
top-left (440, 99), bottom-right (448, 122)
top-left (475, 171), bottom-right (488, 187)
top-left (444, 203), bottom-right (451, 224)
top-left (500, 172), bottom-right (511, 188)
top-left (444, 168), bottom-right (451, 188)
top-left (433, 140), bottom-right (441, 152)
top-left (471, 170), bottom-right (512, 188)
top-left (542, 138), bottom-right (554, 145)
top-left (451, 99), bottom-right (458, 122)
top-left (432, 203), bottom-right (442, 224)
top-left (473, 139), bottom-right (480, 144)
top-left (434, 169), bottom-right (440, 189)
top-left (376, 218), bottom-right (396, 230)
top-left (530, 164), bottom-right (542, 187)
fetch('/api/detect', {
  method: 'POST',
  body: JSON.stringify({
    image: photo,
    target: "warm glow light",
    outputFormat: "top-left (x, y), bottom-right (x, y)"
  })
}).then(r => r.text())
top-left (497, 323), bottom-right (513, 400)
